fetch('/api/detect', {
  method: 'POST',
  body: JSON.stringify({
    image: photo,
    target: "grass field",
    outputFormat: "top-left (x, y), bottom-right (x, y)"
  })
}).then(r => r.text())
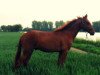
top-left (0, 32), bottom-right (100, 75)
top-left (73, 39), bottom-right (100, 54)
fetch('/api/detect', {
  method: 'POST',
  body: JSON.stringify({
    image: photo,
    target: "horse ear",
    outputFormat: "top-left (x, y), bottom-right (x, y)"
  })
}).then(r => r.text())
top-left (83, 14), bottom-right (88, 19)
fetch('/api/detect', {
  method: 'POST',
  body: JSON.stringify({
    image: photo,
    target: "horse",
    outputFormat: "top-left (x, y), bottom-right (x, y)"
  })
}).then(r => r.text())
top-left (14, 14), bottom-right (95, 68)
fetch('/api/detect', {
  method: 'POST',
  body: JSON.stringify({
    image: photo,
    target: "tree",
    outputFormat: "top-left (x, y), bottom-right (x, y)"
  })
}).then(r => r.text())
top-left (48, 21), bottom-right (53, 31)
top-left (13, 24), bottom-right (22, 32)
top-left (7, 25), bottom-right (13, 32)
top-left (42, 21), bottom-right (49, 31)
top-left (32, 20), bottom-right (53, 31)
top-left (1, 25), bottom-right (7, 32)
top-left (55, 20), bottom-right (64, 28)
top-left (93, 21), bottom-right (100, 32)
top-left (37, 21), bottom-right (42, 30)
top-left (32, 20), bottom-right (38, 30)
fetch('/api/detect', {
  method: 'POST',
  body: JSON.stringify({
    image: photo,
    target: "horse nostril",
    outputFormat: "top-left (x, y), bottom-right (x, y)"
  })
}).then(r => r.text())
top-left (90, 30), bottom-right (95, 35)
top-left (91, 32), bottom-right (94, 35)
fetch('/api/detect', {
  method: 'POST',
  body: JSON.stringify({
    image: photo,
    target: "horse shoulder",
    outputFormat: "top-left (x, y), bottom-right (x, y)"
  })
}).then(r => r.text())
top-left (58, 35), bottom-right (73, 51)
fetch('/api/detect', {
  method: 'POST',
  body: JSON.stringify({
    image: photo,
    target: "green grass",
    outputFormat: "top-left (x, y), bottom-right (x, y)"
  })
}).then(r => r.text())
top-left (73, 39), bottom-right (100, 54)
top-left (0, 32), bottom-right (100, 75)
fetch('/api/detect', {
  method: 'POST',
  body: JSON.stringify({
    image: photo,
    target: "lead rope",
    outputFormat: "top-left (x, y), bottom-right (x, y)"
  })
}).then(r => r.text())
top-left (85, 32), bottom-right (89, 47)
top-left (86, 32), bottom-right (88, 40)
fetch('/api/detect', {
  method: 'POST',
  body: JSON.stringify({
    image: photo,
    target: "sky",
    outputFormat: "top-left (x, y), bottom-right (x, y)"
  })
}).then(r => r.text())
top-left (0, 0), bottom-right (100, 28)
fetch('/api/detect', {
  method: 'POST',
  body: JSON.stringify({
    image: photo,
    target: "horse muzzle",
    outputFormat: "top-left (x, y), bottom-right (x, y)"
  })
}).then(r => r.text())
top-left (89, 29), bottom-right (95, 35)
top-left (90, 32), bottom-right (95, 35)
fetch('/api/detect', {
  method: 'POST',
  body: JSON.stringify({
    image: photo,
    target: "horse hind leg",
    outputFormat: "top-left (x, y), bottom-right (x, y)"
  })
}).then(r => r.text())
top-left (17, 47), bottom-right (33, 67)
top-left (23, 48), bottom-right (33, 66)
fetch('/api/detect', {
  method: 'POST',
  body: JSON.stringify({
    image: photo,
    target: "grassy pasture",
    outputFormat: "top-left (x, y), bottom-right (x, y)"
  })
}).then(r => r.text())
top-left (73, 39), bottom-right (100, 54)
top-left (0, 32), bottom-right (100, 75)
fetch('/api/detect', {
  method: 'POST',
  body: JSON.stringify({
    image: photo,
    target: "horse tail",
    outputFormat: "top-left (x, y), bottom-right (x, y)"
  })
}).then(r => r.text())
top-left (15, 39), bottom-right (22, 66)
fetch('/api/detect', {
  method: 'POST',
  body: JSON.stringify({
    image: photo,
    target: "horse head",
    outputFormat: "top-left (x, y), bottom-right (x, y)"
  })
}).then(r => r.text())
top-left (78, 14), bottom-right (95, 35)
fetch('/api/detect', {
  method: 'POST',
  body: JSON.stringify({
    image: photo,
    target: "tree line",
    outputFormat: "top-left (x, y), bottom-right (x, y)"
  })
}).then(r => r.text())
top-left (32, 20), bottom-right (100, 32)
top-left (0, 24), bottom-right (22, 32)
top-left (32, 20), bottom-right (64, 31)
top-left (0, 20), bottom-right (100, 32)
top-left (0, 20), bottom-right (64, 32)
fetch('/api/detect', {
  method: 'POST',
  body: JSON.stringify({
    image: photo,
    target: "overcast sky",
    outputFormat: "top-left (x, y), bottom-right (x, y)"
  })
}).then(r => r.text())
top-left (0, 0), bottom-right (100, 28)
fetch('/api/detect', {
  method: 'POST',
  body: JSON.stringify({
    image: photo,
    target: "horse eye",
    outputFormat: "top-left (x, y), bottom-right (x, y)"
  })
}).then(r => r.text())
top-left (83, 21), bottom-right (87, 24)
top-left (82, 21), bottom-right (86, 25)
top-left (83, 20), bottom-right (89, 25)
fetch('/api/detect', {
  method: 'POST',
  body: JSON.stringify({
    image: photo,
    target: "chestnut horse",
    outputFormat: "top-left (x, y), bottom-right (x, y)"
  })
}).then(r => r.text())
top-left (14, 15), bottom-right (95, 68)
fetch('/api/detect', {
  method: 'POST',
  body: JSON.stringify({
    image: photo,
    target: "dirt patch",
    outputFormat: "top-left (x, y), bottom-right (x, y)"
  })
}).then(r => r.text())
top-left (70, 47), bottom-right (87, 54)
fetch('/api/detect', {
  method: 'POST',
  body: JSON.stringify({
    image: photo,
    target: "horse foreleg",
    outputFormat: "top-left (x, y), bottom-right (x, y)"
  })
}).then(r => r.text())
top-left (58, 50), bottom-right (67, 66)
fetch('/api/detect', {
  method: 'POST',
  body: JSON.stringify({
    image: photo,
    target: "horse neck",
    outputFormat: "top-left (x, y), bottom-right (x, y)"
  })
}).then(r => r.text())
top-left (63, 23), bottom-right (81, 39)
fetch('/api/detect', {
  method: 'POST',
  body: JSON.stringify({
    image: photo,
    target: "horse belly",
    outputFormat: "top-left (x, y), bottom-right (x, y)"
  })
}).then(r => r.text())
top-left (36, 39), bottom-right (61, 52)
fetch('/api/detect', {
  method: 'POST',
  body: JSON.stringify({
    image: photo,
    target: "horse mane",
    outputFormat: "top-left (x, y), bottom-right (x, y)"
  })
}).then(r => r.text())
top-left (54, 19), bottom-right (77, 32)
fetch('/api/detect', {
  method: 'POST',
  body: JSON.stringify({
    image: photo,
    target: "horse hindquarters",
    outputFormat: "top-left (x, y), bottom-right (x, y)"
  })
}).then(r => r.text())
top-left (15, 36), bottom-right (34, 68)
